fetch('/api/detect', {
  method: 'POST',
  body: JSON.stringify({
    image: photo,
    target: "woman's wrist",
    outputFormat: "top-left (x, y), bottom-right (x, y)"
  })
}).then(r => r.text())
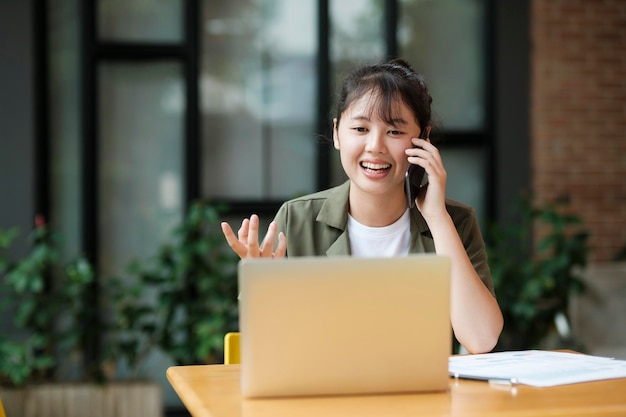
top-left (422, 211), bottom-right (453, 233)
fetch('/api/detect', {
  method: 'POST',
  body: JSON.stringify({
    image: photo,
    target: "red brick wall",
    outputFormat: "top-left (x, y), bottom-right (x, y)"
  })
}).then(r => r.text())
top-left (531, 0), bottom-right (626, 263)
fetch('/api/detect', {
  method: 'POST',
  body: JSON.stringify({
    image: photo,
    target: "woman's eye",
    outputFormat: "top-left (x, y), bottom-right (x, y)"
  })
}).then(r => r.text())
top-left (389, 130), bottom-right (404, 136)
top-left (354, 127), bottom-right (367, 132)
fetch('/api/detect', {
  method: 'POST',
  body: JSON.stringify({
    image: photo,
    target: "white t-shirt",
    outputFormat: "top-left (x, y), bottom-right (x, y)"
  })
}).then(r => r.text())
top-left (347, 208), bottom-right (411, 258)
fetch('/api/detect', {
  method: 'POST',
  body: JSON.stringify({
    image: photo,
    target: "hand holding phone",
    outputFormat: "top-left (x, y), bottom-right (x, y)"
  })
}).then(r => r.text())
top-left (405, 130), bottom-right (429, 208)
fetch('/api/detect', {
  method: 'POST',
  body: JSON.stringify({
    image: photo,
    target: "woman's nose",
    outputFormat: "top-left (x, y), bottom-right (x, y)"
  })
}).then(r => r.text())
top-left (365, 131), bottom-right (386, 153)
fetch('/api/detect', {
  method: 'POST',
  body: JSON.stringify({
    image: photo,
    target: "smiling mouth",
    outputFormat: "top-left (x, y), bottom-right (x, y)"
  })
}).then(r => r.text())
top-left (361, 161), bottom-right (391, 173)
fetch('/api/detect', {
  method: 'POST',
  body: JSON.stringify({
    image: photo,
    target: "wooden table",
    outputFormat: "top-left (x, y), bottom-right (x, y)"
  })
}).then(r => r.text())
top-left (167, 364), bottom-right (626, 417)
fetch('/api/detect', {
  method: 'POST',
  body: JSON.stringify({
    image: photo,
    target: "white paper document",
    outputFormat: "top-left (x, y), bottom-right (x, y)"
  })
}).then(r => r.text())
top-left (448, 350), bottom-right (626, 387)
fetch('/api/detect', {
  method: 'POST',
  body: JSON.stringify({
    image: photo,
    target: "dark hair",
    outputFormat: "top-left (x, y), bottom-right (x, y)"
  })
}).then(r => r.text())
top-left (334, 58), bottom-right (433, 134)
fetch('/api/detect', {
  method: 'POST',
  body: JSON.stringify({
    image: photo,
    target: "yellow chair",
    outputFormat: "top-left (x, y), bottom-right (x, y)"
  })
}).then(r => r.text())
top-left (224, 332), bottom-right (240, 364)
top-left (0, 397), bottom-right (6, 417)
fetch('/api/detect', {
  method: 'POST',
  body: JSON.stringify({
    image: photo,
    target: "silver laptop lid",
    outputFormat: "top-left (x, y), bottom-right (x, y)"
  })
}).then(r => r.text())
top-left (238, 254), bottom-right (451, 398)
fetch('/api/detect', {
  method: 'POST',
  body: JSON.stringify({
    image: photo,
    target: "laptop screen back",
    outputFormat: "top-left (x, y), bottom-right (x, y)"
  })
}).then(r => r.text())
top-left (238, 254), bottom-right (451, 398)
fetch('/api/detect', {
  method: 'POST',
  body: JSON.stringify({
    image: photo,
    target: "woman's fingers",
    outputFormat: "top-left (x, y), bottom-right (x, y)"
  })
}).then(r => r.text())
top-left (221, 222), bottom-right (248, 259)
top-left (407, 139), bottom-right (443, 174)
top-left (237, 218), bottom-right (250, 242)
top-left (406, 139), bottom-right (449, 219)
top-left (260, 221), bottom-right (278, 257)
top-left (222, 215), bottom-right (287, 259)
top-left (247, 214), bottom-right (261, 256)
top-left (274, 232), bottom-right (287, 258)
top-left (407, 139), bottom-right (447, 183)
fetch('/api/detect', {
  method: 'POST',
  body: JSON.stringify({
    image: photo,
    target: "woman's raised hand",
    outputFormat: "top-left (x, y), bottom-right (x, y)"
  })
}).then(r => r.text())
top-left (221, 214), bottom-right (287, 260)
top-left (406, 138), bottom-right (448, 221)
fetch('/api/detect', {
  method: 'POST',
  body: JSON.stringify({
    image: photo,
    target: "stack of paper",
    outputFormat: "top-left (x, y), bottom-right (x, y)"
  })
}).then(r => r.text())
top-left (448, 350), bottom-right (626, 387)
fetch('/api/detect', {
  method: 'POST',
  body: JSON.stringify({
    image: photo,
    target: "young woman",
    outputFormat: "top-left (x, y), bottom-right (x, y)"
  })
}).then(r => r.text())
top-left (221, 58), bottom-right (503, 353)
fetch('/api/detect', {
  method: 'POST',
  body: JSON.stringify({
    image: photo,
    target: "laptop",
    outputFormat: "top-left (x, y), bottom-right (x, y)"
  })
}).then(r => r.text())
top-left (237, 254), bottom-right (451, 398)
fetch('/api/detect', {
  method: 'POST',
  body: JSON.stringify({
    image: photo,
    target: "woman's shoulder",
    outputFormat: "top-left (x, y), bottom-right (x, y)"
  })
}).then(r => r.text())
top-left (282, 181), bottom-right (349, 208)
top-left (444, 197), bottom-right (475, 213)
top-left (275, 182), bottom-right (350, 229)
top-left (444, 198), bottom-right (478, 223)
top-left (285, 188), bottom-right (335, 204)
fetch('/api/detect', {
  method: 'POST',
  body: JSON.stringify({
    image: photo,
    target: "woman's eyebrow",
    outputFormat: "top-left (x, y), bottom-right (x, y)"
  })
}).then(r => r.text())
top-left (388, 117), bottom-right (408, 126)
top-left (350, 114), bottom-right (407, 124)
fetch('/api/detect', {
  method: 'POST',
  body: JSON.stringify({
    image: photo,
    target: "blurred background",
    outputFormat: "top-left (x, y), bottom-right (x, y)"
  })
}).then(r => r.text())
top-left (1, 0), bottom-right (624, 415)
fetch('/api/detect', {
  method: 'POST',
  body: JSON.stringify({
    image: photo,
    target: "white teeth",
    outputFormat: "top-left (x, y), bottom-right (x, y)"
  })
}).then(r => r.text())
top-left (361, 162), bottom-right (391, 170)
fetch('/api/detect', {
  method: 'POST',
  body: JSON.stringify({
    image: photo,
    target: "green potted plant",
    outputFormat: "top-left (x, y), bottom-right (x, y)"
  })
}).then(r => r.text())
top-left (109, 201), bottom-right (240, 369)
top-left (0, 218), bottom-right (161, 417)
top-left (486, 195), bottom-right (590, 351)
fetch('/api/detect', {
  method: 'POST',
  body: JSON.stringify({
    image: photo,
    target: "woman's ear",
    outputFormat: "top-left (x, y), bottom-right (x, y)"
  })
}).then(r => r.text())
top-left (333, 118), bottom-right (340, 150)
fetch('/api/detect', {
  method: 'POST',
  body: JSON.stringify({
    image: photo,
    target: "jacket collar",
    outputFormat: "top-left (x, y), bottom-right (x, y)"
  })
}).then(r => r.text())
top-left (316, 181), bottom-right (434, 255)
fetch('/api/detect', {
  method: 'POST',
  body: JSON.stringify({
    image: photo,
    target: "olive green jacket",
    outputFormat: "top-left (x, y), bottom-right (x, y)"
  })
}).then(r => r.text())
top-left (273, 180), bottom-right (494, 295)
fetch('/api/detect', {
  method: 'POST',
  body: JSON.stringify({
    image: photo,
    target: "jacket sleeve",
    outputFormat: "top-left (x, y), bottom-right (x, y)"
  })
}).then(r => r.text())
top-left (457, 208), bottom-right (495, 296)
top-left (272, 202), bottom-right (289, 254)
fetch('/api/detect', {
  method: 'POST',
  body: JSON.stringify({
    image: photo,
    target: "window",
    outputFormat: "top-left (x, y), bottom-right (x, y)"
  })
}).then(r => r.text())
top-left (200, 0), bottom-right (318, 201)
top-left (399, 0), bottom-right (489, 220)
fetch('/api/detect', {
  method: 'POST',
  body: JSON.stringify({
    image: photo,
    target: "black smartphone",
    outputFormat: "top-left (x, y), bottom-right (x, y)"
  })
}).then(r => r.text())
top-left (405, 130), bottom-right (429, 208)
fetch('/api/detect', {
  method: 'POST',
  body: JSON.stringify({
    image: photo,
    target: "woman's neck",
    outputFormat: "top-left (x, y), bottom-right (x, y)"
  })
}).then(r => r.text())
top-left (348, 185), bottom-right (408, 227)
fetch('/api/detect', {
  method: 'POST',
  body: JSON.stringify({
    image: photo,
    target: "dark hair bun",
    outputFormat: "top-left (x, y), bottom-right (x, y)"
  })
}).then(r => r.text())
top-left (386, 58), bottom-right (417, 74)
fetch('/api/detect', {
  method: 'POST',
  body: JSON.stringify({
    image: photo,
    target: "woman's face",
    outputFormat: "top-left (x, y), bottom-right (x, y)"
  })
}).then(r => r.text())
top-left (333, 90), bottom-right (423, 200)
